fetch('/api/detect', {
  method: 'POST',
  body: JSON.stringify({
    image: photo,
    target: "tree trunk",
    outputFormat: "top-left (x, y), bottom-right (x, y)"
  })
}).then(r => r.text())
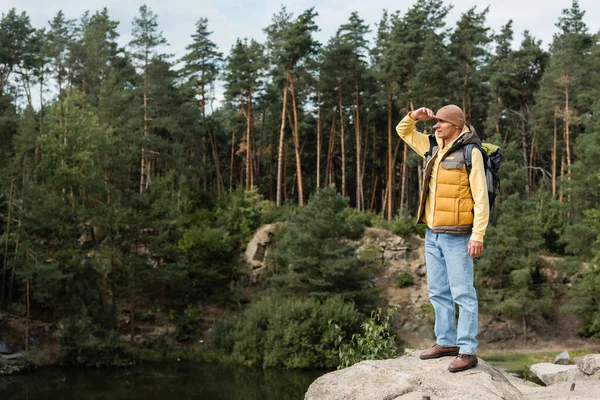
top-left (129, 292), bottom-right (136, 343)
top-left (386, 82), bottom-right (393, 220)
top-left (202, 137), bottom-right (208, 192)
top-left (140, 67), bottom-right (150, 193)
top-left (400, 143), bottom-right (408, 210)
top-left (289, 76), bottom-right (304, 206)
top-left (316, 92), bottom-right (321, 188)
top-left (8, 221), bottom-right (20, 302)
top-left (230, 131), bottom-right (235, 192)
top-left (200, 87), bottom-right (223, 195)
top-left (325, 113), bottom-right (336, 186)
top-left (256, 110), bottom-right (266, 186)
top-left (552, 111), bottom-right (557, 197)
top-left (338, 89), bottom-right (346, 197)
top-left (1, 179), bottom-right (14, 304)
top-left (529, 132), bottom-right (536, 194)
top-left (559, 155), bottom-right (565, 203)
top-left (564, 84), bottom-right (571, 203)
top-left (520, 104), bottom-right (530, 195)
top-left (25, 277), bottom-right (30, 352)
top-left (355, 84), bottom-right (363, 211)
top-left (276, 68), bottom-right (291, 205)
top-left (245, 91), bottom-right (253, 190)
top-left (370, 122), bottom-right (377, 212)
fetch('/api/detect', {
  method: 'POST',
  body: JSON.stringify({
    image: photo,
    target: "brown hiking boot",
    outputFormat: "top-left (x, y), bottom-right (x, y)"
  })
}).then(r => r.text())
top-left (419, 344), bottom-right (460, 360)
top-left (448, 354), bottom-right (478, 372)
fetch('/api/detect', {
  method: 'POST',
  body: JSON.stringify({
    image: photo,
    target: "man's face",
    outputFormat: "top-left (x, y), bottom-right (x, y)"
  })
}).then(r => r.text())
top-left (435, 119), bottom-right (461, 143)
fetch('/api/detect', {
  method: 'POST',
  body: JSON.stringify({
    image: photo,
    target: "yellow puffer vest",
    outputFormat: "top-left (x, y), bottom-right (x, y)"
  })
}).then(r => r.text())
top-left (417, 127), bottom-right (481, 235)
top-left (433, 153), bottom-right (474, 228)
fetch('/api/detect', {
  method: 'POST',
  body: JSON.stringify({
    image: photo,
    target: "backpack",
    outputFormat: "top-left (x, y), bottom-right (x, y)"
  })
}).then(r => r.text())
top-left (425, 135), bottom-right (502, 209)
top-left (463, 143), bottom-right (502, 209)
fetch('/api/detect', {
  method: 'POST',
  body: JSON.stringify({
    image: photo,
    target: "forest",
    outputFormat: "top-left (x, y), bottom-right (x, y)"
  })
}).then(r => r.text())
top-left (1, 0), bottom-right (600, 369)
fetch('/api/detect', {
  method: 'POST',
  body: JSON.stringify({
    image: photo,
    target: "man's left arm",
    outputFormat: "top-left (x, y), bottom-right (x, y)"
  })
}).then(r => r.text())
top-left (468, 148), bottom-right (490, 257)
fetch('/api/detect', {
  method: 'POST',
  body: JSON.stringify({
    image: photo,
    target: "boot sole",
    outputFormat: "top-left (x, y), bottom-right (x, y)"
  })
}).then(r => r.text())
top-left (448, 360), bottom-right (478, 372)
top-left (420, 351), bottom-right (459, 360)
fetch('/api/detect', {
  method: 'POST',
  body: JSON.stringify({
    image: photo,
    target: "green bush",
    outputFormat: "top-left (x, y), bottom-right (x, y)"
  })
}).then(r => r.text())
top-left (334, 308), bottom-right (400, 369)
top-left (562, 264), bottom-right (600, 337)
top-left (396, 271), bottom-right (415, 287)
top-left (59, 317), bottom-right (128, 367)
top-left (372, 210), bottom-right (424, 238)
top-left (268, 186), bottom-right (376, 309)
top-left (210, 296), bottom-right (362, 369)
top-left (175, 306), bottom-right (204, 342)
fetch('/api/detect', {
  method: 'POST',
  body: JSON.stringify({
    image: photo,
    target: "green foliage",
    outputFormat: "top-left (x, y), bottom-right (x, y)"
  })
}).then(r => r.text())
top-left (372, 209), bottom-right (424, 238)
top-left (175, 306), bottom-right (204, 342)
top-left (214, 187), bottom-right (271, 251)
top-left (477, 193), bottom-right (559, 318)
top-left (59, 317), bottom-right (128, 367)
top-left (395, 271), bottom-right (415, 288)
top-left (268, 186), bottom-right (375, 309)
top-left (210, 297), bottom-right (362, 369)
top-left (563, 264), bottom-right (600, 337)
top-left (334, 308), bottom-right (400, 369)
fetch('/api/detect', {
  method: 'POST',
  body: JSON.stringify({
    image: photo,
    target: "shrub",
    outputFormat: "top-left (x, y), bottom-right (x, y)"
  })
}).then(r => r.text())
top-left (59, 317), bottom-right (128, 367)
top-left (396, 271), bottom-right (415, 287)
top-left (334, 308), bottom-right (400, 369)
top-left (175, 306), bottom-right (204, 342)
top-left (268, 186), bottom-right (376, 309)
top-left (210, 296), bottom-right (362, 369)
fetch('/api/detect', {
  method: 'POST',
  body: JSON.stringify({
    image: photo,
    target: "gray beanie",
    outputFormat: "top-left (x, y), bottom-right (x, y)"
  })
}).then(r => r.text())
top-left (436, 105), bottom-right (465, 128)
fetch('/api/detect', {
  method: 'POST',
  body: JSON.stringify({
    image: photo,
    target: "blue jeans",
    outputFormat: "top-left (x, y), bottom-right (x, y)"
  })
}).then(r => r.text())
top-left (425, 228), bottom-right (478, 355)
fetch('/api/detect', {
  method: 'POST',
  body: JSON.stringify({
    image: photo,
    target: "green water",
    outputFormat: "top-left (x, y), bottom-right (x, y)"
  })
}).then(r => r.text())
top-left (0, 362), bottom-right (325, 400)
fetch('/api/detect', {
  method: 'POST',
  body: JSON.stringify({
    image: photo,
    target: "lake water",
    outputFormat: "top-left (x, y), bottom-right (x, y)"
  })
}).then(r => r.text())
top-left (0, 362), bottom-right (325, 400)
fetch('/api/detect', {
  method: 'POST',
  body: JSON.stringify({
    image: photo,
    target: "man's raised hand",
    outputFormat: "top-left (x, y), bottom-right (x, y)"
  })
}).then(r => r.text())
top-left (410, 107), bottom-right (435, 121)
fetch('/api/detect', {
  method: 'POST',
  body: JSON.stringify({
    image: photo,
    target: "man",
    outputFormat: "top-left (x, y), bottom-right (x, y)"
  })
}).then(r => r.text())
top-left (396, 105), bottom-right (489, 373)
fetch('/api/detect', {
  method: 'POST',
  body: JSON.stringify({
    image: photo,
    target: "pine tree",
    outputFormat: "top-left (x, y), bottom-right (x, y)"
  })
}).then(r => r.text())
top-left (223, 39), bottom-right (266, 191)
top-left (130, 5), bottom-right (169, 193)
top-left (181, 18), bottom-right (224, 194)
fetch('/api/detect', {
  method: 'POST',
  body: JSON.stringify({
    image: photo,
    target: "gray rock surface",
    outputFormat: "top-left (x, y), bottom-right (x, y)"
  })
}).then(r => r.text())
top-left (0, 342), bottom-right (12, 354)
top-left (243, 223), bottom-right (282, 272)
top-left (553, 351), bottom-right (570, 365)
top-left (577, 354), bottom-right (600, 376)
top-left (0, 352), bottom-right (22, 360)
top-left (304, 351), bottom-right (525, 400)
top-left (529, 363), bottom-right (580, 386)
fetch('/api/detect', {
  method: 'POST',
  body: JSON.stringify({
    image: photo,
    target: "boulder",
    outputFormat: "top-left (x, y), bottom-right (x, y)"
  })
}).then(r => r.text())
top-left (553, 351), bottom-right (570, 365)
top-left (529, 363), bottom-right (580, 386)
top-left (0, 352), bottom-right (22, 360)
top-left (577, 354), bottom-right (600, 376)
top-left (305, 351), bottom-right (524, 400)
top-left (244, 223), bottom-right (282, 270)
top-left (0, 341), bottom-right (13, 354)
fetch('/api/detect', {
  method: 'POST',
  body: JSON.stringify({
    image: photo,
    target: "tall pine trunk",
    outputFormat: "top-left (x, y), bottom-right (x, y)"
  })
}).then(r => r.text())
top-left (289, 76), bottom-right (304, 205)
top-left (325, 113), bottom-right (336, 186)
top-left (200, 85), bottom-right (223, 195)
top-left (386, 82), bottom-right (393, 220)
top-left (338, 89), bottom-right (346, 197)
top-left (230, 131), bottom-right (236, 191)
top-left (316, 93), bottom-right (321, 188)
top-left (354, 84), bottom-right (363, 211)
top-left (564, 84), bottom-right (571, 202)
top-left (520, 104), bottom-right (530, 195)
top-left (552, 111), bottom-right (557, 197)
top-left (276, 68), bottom-right (291, 205)
top-left (1, 179), bottom-right (14, 304)
top-left (245, 91), bottom-right (253, 190)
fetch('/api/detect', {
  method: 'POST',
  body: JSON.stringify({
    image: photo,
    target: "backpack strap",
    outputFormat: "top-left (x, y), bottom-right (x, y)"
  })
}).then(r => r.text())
top-left (462, 143), bottom-right (485, 174)
top-left (424, 134), bottom-right (437, 159)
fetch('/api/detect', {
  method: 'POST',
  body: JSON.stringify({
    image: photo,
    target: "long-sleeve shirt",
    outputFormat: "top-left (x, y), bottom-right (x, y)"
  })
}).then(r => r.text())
top-left (396, 113), bottom-right (489, 242)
